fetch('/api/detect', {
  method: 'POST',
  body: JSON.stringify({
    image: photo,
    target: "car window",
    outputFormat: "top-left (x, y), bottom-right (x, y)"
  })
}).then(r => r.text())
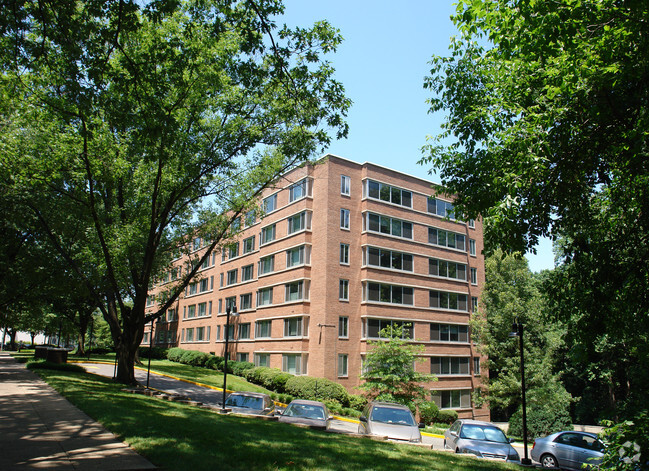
top-left (460, 424), bottom-right (508, 443)
top-left (226, 395), bottom-right (263, 409)
top-left (370, 407), bottom-right (416, 426)
top-left (284, 404), bottom-right (325, 420)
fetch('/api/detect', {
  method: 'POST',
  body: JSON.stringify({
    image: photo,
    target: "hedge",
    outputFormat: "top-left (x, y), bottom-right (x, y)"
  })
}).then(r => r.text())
top-left (436, 409), bottom-right (459, 424)
top-left (508, 404), bottom-right (573, 440)
top-left (179, 350), bottom-right (212, 367)
top-left (419, 401), bottom-right (440, 425)
top-left (167, 347), bottom-right (185, 362)
top-left (284, 376), bottom-right (348, 405)
top-left (138, 346), bottom-right (168, 359)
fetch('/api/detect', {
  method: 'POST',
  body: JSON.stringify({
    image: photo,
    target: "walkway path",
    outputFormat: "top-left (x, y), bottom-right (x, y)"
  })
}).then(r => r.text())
top-left (0, 352), bottom-right (156, 470)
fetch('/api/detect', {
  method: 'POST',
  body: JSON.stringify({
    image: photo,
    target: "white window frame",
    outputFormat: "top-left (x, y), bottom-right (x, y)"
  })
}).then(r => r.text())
top-left (341, 175), bottom-right (351, 196)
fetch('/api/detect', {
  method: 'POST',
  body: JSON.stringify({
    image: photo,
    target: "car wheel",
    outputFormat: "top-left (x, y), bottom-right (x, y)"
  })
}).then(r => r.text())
top-left (540, 453), bottom-right (558, 468)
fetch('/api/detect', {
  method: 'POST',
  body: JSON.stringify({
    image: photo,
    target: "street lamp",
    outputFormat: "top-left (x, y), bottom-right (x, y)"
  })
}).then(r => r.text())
top-left (146, 317), bottom-right (156, 389)
top-left (509, 318), bottom-right (532, 466)
top-left (221, 303), bottom-right (237, 413)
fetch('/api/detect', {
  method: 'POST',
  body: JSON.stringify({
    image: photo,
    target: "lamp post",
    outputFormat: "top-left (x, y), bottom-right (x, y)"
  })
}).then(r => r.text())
top-left (221, 303), bottom-right (237, 412)
top-left (509, 318), bottom-right (532, 466)
top-left (146, 317), bottom-right (156, 389)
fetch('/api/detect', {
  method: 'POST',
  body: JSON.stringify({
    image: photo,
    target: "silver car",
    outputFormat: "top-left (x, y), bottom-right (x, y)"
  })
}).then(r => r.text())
top-left (444, 419), bottom-right (520, 462)
top-left (531, 431), bottom-right (605, 469)
top-left (358, 401), bottom-right (423, 443)
top-left (224, 392), bottom-right (276, 416)
top-left (277, 399), bottom-right (332, 430)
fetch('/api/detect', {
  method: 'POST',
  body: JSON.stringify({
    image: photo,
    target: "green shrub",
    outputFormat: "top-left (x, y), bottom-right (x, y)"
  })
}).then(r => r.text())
top-left (138, 346), bottom-right (168, 359)
top-left (508, 404), bottom-right (572, 440)
top-left (255, 368), bottom-right (292, 392)
top-left (323, 399), bottom-right (343, 415)
top-left (436, 409), bottom-right (459, 424)
top-left (277, 393), bottom-right (294, 405)
top-left (599, 411), bottom-right (648, 470)
top-left (242, 366), bottom-right (269, 383)
top-left (87, 347), bottom-right (113, 355)
top-left (26, 360), bottom-right (86, 373)
top-left (419, 401), bottom-right (440, 425)
top-left (179, 350), bottom-right (211, 367)
top-left (347, 394), bottom-right (368, 411)
top-left (205, 355), bottom-right (224, 371)
top-left (167, 347), bottom-right (185, 363)
top-left (284, 376), bottom-right (348, 404)
top-left (229, 360), bottom-right (254, 376)
top-left (342, 407), bottom-right (362, 418)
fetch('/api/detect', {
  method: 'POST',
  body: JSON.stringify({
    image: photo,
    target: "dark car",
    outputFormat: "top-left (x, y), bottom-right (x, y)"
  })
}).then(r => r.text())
top-left (531, 431), bottom-right (605, 469)
top-left (444, 419), bottom-right (520, 462)
top-left (358, 401), bottom-right (423, 443)
top-left (224, 392), bottom-right (276, 416)
top-left (277, 399), bottom-right (332, 430)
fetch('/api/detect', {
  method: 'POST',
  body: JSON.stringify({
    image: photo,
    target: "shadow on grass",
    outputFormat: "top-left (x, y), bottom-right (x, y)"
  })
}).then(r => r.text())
top-left (36, 369), bottom-right (515, 471)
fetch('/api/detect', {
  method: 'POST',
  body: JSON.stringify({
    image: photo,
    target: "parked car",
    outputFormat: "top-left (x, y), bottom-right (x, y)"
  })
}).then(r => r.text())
top-left (224, 392), bottom-right (276, 416)
top-left (277, 399), bottom-right (332, 430)
top-left (531, 431), bottom-right (605, 469)
top-left (357, 401), bottom-right (423, 443)
top-left (444, 419), bottom-right (520, 462)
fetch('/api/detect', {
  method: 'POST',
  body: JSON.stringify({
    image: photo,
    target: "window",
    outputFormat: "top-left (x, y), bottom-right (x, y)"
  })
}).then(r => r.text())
top-left (286, 246), bottom-right (306, 267)
top-left (245, 210), bottom-right (256, 227)
top-left (430, 323), bottom-right (469, 342)
top-left (196, 326), bottom-right (207, 342)
top-left (431, 357), bottom-right (470, 375)
top-left (469, 219), bottom-right (475, 228)
top-left (285, 281), bottom-right (305, 302)
top-left (472, 296), bottom-right (479, 311)
top-left (282, 354), bottom-right (303, 375)
top-left (427, 197), bottom-right (455, 219)
top-left (431, 390), bottom-right (471, 409)
top-left (429, 258), bottom-right (467, 281)
top-left (366, 282), bottom-right (414, 305)
top-left (228, 242), bottom-right (239, 259)
top-left (469, 239), bottom-right (476, 256)
top-left (260, 224), bottom-right (276, 244)
top-left (340, 209), bottom-right (350, 229)
top-left (188, 282), bottom-right (197, 295)
top-left (259, 255), bottom-right (274, 275)
top-left (263, 194), bottom-right (277, 214)
top-left (243, 236), bottom-right (255, 254)
top-left (225, 324), bottom-right (234, 340)
top-left (167, 308), bottom-right (177, 321)
top-left (340, 243), bottom-right (349, 265)
top-left (257, 287), bottom-right (273, 307)
top-left (366, 319), bottom-right (413, 339)
top-left (255, 320), bottom-right (272, 338)
top-left (240, 293), bottom-right (253, 311)
top-left (366, 213), bottom-right (413, 239)
top-left (428, 228), bottom-right (466, 251)
top-left (474, 357), bottom-right (481, 375)
top-left (255, 353), bottom-right (270, 367)
top-left (241, 264), bottom-right (254, 282)
top-left (429, 290), bottom-right (468, 311)
top-left (341, 175), bottom-right (351, 195)
top-left (339, 316), bottom-right (349, 338)
top-left (339, 279), bottom-right (349, 301)
top-left (225, 296), bottom-right (236, 312)
top-left (471, 267), bottom-right (478, 285)
top-left (192, 237), bottom-right (201, 251)
top-left (289, 179), bottom-right (308, 202)
top-left (338, 354), bottom-right (348, 377)
top-left (237, 353), bottom-right (249, 362)
top-left (287, 211), bottom-right (308, 234)
top-left (226, 269), bottom-right (238, 286)
top-left (239, 323), bottom-right (250, 340)
top-left (146, 295), bottom-right (155, 307)
top-left (187, 304), bottom-right (196, 318)
top-left (366, 247), bottom-right (413, 271)
top-left (284, 317), bottom-right (303, 337)
top-left (185, 327), bottom-right (194, 342)
top-left (197, 302), bottom-right (207, 317)
top-left (199, 256), bottom-right (211, 270)
top-left (199, 277), bottom-right (210, 292)
top-left (366, 180), bottom-right (412, 208)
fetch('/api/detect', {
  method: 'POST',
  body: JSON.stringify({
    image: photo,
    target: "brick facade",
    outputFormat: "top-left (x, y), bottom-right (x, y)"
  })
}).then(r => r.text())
top-left (145, 155), bottom-right (489, 419)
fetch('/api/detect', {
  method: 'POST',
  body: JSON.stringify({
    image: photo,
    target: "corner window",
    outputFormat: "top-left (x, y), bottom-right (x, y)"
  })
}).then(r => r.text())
top-left (289, 179), bottom-right (307, 202)
top-left (260, 224), bottom-right (276, 245)
top-left (282, 354), bottom-right (304, 375)
top-left (285, 281), bottom-right (305, 302)
top-left (243, 236), bottom-right (255, 254)
top-left (240, 293), bottom-right (253, 311)
top-left (283, 317), bottom-right (303, 337)
top-left (257, 287), bottom-right (273, 307)
top-left (263, 194), bottom-right (277, 214)
top-left (255, 320), bottom-right (272, 338)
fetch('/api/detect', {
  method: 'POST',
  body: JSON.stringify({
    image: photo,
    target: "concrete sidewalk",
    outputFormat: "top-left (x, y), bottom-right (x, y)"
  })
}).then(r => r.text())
top-left (0, 352), bottom-right (156, 470)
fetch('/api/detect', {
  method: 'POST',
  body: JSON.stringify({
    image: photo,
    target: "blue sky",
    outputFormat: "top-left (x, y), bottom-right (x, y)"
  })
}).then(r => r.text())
top-left (280, 0), bottom-right (555, 272)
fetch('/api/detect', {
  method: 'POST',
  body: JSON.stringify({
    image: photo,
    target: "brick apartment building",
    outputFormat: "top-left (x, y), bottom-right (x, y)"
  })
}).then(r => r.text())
top-left (145, 154), bottom-right (488, 419)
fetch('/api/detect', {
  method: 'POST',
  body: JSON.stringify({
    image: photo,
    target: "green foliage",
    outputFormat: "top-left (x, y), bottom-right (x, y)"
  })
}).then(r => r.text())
top-left (138, 347), bottom-right (168, 360)
top-left (166, 347), bottom-right (185, 363)
top-left (245, 367), bottom-right (293, 393)
top-left (419, 401), bottom-right (440, 426)
top-left (26, 360), bottom-right (86, 373)
top-left (284, 376), bottom-right (349, 404)
top-left (179, 350), bottom-right (212, 368)
top-left (508, 405), bottom-right (573, 441)
top-left (228, 361), bottom-right (254, 376)
top-left (347, 394), bottom-right (369, 412)
top-left (359, 324), bottom-right (436, 407)
top-left (599, 412), bottom-right (649, 470)
top-left (205, 356), bottom-right (224, 371)
top-left (435, 410), bottom-right (459, 425)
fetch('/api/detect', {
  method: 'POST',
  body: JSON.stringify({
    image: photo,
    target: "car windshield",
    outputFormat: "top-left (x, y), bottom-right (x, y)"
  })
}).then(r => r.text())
top-left (370, 407), bottom-right (416, 426)
top-left (460, 424), bottom-right (509, 443)
top-left (284, 404), bottom-right (326, 420)
top-left (225, 395), bottom-right (263, 409)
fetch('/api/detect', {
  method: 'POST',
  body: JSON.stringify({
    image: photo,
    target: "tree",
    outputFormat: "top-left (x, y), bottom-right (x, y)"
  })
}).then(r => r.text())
top-left (420, 0), bottom-right (648, 420)
top-left (471, 250), bottom-right (571, 424)
top-left (359, 324), bottom-right (436, 406)
top-left (0, 0), bottom-right (350, 383)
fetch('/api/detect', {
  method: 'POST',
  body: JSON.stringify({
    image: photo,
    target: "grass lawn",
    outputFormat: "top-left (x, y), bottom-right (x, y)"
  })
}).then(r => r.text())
top-left (29, 366), bottom-right (517, 471)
